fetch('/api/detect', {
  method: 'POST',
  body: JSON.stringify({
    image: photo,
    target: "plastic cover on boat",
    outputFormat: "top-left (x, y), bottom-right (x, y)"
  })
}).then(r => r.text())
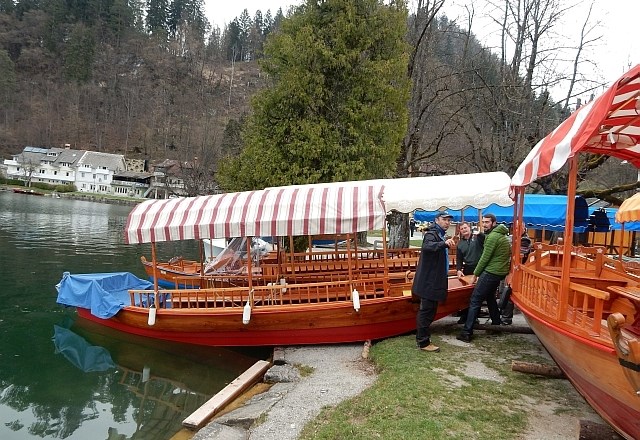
top-left (56, 272), bottom-right (154, 319)
top-left (125, 184), bottom-right (386, 244)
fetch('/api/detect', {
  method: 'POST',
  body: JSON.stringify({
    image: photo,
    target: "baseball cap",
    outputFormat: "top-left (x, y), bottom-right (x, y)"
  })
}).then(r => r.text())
top-left (434, 211), bottom-right (454, 220)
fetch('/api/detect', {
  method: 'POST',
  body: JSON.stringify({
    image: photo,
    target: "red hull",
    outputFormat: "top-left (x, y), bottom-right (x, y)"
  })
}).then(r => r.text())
top-left (76, 286), bottom-right (472, 347)
top-left (513, 297), bottom-right (640, 440)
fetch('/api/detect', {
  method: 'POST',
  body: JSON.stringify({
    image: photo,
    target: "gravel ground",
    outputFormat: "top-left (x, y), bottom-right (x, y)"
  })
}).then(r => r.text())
top-left (248, 344), bottom-right (376, 440)
top-left (236, 312), bottom-right (614, 440)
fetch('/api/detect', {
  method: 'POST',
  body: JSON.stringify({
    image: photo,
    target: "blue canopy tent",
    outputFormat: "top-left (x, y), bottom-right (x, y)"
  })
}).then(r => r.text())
top-left (413, 194), bottom-right (590, 232)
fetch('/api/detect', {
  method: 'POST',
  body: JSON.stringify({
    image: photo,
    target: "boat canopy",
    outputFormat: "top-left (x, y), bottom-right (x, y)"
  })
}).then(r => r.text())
top-left (126, 185), bottom-right (386, 244)
top-left (270, 171), bottom-right (513, 213)
top-left (414, 194), bottom-right (589, 231)
top-left (511, 64), bottom-right (640, 189)
top-left (378, 171), bottom-right (513, 213)
top-left (616, 193), bottom-right (640, 224)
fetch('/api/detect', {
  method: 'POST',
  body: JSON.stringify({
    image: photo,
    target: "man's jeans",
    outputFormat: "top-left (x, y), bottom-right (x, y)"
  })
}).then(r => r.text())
top-left (463, 272), bottom-right (504, 335)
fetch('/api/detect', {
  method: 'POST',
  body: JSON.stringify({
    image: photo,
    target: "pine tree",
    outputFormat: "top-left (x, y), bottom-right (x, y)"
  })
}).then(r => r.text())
top-left (218, 0), bottom-right (410, 191)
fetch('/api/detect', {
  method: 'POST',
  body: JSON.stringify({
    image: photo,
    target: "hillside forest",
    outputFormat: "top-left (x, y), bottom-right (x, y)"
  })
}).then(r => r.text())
top-left (0, 0), bottom-right (637, 202)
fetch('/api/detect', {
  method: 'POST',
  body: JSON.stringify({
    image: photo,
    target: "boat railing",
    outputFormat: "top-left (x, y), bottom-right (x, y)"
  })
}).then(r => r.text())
top-left (129, 277), bottom-right (392, 310)
top-left (519, 261), bottom-right (611, 336)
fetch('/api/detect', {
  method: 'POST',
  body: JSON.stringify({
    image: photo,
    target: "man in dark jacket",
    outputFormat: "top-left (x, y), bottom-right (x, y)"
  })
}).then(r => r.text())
top-left (455, 222), bottom-right (484, 324)
top-left (412, 211), bottom-right (457, 352)
top-left (457, 213), bottom-right (511, 343)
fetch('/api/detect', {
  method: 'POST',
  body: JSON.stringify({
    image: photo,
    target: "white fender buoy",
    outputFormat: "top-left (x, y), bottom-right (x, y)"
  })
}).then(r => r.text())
top-left (280, 278), bottom-right (287, 293)
top-left (352, 289), bottom-right (360, 312)
top-left (242, 301), bottom-right (252, 325)
top-left (142, 366), bottom-right (150, 382)
top-left (148, 302), bottom-right (157, 326)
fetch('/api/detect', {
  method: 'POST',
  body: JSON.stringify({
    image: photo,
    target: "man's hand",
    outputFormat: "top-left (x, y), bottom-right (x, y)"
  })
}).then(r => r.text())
top-left (471, 275), bottom-right (478, 284)
top-left (444, 238), bottom-right (456, 248)
top-left (456, 270), bottom-right (464, 279)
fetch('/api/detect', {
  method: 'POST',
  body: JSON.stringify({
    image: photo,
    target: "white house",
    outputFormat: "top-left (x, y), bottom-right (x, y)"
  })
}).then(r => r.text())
top-left (75, 151), bottom-right (126, 194)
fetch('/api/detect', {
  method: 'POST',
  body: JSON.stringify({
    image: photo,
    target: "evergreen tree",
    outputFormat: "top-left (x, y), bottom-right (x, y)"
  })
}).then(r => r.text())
top-left (146, 0), bottom-right (168, 35)
top-left (63, 22), bottom-right (95, 82)
top-left (218, 0), bottom-right (410, 191)
top-left (0, 0), bottom-right (15, 15)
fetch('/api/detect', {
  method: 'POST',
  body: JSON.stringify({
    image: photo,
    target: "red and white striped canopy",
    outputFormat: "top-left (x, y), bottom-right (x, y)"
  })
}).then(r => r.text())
top-left (511, 64), bottom-right (640, 189)
top-left (125, 184), bottom-right (385, 244)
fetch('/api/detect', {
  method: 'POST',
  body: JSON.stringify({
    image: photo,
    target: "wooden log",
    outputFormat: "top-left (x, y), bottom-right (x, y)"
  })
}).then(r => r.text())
top-left (578, 419), bottom-right (624, 440)
top-left (473, 323), bottom-right (534, 334)
top-left (511, 360), bottom-right (565, 378)
top-left (182, 360), bottom-right (271, 430)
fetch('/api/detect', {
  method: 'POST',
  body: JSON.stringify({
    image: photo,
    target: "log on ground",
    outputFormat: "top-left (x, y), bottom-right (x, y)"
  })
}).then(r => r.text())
top-left (511, 360), bottom-right (565, 378)
top-left (474, 323), bottom-right (534, 334)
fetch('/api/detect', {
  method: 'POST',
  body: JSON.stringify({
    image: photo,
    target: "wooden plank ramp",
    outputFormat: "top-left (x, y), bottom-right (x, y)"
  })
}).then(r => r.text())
top-left (182, 359), bottom-right (271, 430)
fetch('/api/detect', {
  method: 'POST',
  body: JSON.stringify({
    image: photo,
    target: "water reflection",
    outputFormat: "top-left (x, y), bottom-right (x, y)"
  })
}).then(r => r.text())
top-left (0, 192), bottom-right (268, 439)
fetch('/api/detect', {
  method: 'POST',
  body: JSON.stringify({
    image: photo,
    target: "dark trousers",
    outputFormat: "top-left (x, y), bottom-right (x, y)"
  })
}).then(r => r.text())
top-left (416, 298), bottom-right (438, 348)
top-left (457, 264), bottom-right (476, 322)
top-left (462, 272), bottom-right (503, 335)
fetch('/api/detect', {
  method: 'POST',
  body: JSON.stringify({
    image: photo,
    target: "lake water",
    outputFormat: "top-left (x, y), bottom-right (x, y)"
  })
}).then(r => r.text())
top-left (0, 191), bottom-right (267, 440)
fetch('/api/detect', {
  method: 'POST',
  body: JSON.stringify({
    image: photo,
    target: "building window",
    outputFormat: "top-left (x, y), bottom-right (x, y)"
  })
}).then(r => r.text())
top-left (54, 171), bottom-right (58, 175)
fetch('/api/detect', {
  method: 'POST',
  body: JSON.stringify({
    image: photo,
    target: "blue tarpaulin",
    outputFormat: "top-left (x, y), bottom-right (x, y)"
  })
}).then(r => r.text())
top-left (56, 272), bottom-right (155, 319)
top-left (414, 194), bottom-right (590, 232)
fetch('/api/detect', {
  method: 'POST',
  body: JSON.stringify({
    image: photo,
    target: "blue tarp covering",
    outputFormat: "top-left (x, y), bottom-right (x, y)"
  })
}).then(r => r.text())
top-left (52, 325), bottom-right (115, 372)
top-left (56, 272), bottom-right (155, 319)
top-left (414, 194), bottom-right (589, 232)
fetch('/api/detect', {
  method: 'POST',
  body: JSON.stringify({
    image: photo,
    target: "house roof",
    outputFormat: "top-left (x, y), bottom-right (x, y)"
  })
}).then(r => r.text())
top-left (50, 148), bottom-right (86, 165)
top-left (78, 151), bottom-right (125, 171)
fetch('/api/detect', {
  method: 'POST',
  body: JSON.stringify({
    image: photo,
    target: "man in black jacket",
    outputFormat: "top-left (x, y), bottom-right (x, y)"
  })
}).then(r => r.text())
top-left (411, 211), bottom-right (456, 352)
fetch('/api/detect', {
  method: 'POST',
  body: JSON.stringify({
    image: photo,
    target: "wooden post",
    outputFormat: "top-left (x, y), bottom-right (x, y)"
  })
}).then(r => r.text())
top-left (559, 155), bottom-right (579, 320)
top-left (151, 242), bottom-right (159, 294)
top-left (382, 216), bottom-right (389, 293)
top-left (246, 238), bottom-right (253, 291)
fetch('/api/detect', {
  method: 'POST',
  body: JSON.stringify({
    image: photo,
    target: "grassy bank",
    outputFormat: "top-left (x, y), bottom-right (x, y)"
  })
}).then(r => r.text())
top-left (299, 318), bottom-right (594, 440)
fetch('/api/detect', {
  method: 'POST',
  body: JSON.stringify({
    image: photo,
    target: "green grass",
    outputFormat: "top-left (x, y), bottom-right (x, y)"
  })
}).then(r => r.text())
top-left (299, 325), bottom-right (589, 440)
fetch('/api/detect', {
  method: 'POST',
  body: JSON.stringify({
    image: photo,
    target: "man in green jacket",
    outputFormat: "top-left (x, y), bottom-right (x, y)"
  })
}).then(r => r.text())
top-left (457, 213), bottom-right (511, 343)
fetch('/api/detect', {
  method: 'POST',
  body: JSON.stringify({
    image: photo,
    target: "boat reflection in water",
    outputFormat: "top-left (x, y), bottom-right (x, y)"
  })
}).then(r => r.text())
top-left (51, 318), bottom-right (268, 440)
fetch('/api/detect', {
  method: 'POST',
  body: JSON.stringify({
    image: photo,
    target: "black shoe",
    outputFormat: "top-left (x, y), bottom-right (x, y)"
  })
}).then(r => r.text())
top-left (456, 333), bottom-right (472, 343)
top-left (501, 319), bottom-right (512, 325)
top-left (491, 321), bottom-right (502, 326)
top-left (457, 318), bottom-right (465, 324)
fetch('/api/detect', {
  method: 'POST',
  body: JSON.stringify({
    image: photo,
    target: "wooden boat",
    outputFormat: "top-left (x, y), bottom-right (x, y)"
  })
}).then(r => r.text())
top-left (12, 187), bottom-right (44, 196)
top-left (58, 172), bottom-right (513, 347)
top-left (509, 64), bottom-right (640, 439)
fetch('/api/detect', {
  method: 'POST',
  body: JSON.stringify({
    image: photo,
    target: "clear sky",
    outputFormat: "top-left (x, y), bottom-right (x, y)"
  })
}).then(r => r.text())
top-left (203, 0), bottom-right (637, 102)
top-left (205, 1), bottom-right (299, 28)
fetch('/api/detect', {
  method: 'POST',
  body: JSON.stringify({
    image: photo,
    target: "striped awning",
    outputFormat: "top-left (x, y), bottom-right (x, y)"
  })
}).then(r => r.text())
top-left (125, 185), bottom-right (385, 244)
top-left (616, 192), bottom-right (640, 223)
top-left (512, 64), bottom-right (640, 189)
